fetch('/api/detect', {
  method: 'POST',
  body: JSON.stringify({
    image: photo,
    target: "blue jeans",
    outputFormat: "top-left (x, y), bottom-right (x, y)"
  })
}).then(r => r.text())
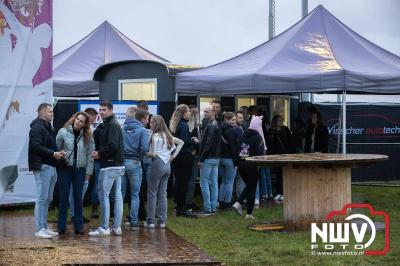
top-left (33, 164), bottom-right (57, 231)
top-left (122, 159), bottom-right (142, 225)
top-left (235, 173), bottom-right (246, 199)
top-left (58, 167), bottom-right (86, 232)
top-left (98, 167), bottom-right (124, 230)
top-left (218, 158), bottom-right (236, 203)
top-left (91, 160), bottom-right (101, 204)
top-left (147, 156), bottom-right (170, 224)
top-left (69, 178), bottom-right (89, 217)
top-left (256, 167), bottom-right (272, 199)
top-left (200, 158), bottom-right (220, 212)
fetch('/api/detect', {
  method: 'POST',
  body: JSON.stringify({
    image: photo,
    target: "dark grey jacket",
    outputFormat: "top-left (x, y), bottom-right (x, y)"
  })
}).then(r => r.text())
top-left (199, 118), bottom-right (221, 162)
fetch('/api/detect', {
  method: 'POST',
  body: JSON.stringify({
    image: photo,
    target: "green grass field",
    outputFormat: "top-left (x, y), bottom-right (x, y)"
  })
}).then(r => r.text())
top-left (166, 185), bottom-right (399, 266)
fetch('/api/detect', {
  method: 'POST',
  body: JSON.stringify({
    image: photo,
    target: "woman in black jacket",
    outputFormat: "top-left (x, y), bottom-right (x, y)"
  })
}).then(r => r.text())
top-left (232, 115), bottom-right (265, 219)
top-left (185, 105), bottom-right (200, 210)
top-left (305, 111), bottom-right (329, 153)
top-left (266, 115), bottom-right (293, 201)
top-left (170, 104), bottom-right (199, 216)
top-left (219, 112), bottom-right (241, 209)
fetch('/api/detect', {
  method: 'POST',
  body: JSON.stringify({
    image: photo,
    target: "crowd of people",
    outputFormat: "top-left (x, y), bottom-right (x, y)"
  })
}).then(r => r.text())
top-left (28, 99), bottom-right (329, 238)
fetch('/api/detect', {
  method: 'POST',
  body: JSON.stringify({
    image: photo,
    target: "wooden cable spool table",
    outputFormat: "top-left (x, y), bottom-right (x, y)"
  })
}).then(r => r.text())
top-left (245, 153), bottom-right (388, 230)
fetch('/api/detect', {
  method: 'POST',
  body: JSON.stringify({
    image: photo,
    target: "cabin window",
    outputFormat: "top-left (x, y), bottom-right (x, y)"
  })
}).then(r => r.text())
top-left (119, 79), bottom-right (157, 101)
top-left (236, 96), bottom-right (256, 108)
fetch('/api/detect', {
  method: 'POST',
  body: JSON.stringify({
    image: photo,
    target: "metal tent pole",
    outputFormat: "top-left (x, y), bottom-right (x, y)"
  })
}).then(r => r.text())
top-left (337, 104), bottom-right (342, 154)
top-left (342, 89), bottom-right (347, 154)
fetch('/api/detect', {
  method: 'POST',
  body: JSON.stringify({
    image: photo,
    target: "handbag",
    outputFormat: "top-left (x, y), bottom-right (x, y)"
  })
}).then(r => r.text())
top-left (57, 135), bottom-right (81, 170)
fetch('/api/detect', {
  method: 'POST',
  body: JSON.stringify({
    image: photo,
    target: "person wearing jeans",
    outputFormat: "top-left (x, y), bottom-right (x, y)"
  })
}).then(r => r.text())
top-left (68, 178), bottom-right (89, 221)
top-left (234, 172), bottom-right (246, 199)
top-left (146, 115), bottom-right (183, 228)
top-left (198, 105), bottom-right (221, 215)
top-left (90, 160), bottom-right (101, 217)
top-left (256, 167), bottom-right (272, 200)
top-left (33, 165), bottom-right (58, 237)
top-left (56, 111), bottom-right (95, 234)
top-left (59, 167), bottom-right (86, 232)
top-left (266, 115), bottom-right (293, 201)
top-left (98, 167), bottom-right (124, 230)
top-left (89, 101), bottom-right (125, 237)
top-left (121, 108), bottom-right (150, 230)
top-left (219, 112), bottom-right (242, 209)
top-left (29, 103), bottom-right (63, 239)
top-left (200, 158), bottom-right (220, 213)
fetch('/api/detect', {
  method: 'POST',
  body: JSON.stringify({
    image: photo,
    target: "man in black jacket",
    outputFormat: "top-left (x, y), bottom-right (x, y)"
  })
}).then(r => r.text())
top-left (29, 103), bottom-right (64, 239)
top-left (198, 105), bottom-right (221, 215)
top-left (89, 101), bottom-right (125, 237)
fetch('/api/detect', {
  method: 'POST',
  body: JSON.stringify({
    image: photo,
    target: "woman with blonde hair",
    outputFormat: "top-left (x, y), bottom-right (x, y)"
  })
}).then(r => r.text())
top-left (146, 115), bottom-right (184, 228)
top-left (185, 105), bottom-right (200, 210)
top-left (169, 104), bottom-right (199, 216)
top-left (56, 112), bottom-right (95, 234)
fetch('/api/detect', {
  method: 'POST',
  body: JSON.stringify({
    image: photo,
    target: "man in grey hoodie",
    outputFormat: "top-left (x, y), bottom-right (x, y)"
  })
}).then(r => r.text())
top-left (121, 108), bottom-right (150, 230)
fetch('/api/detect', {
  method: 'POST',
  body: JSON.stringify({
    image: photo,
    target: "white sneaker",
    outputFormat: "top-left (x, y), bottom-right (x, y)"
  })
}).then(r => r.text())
top-left (45, 228), bottom-right (59, 236)
top-left (254, 199), bottom-right (260, 209)
top-left (144, 222), bottom-right (155, 229)
top-left (245, 214), bottom-right (255, 219)
top-left (279, 195), bottom-right (284, 201)
top-left (112, 227), bottom-right (122, 236)
top-left (261, 194), bottom-right (268, 200)
top-left (88, 227), bottom-right (110, 237)
top-left (274, 194), bottom-right (282, 201)
top-left (35, 228), bottom-right (53, 239)
top-left (232, 202), bottom-right (244, 216)
top-left (158, 223), bottom-right (166, 229)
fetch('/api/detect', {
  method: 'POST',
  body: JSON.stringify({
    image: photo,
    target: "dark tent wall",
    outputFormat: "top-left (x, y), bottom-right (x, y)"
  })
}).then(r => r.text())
top-left (299, 102), bottom-right (400, 182)
top-left (94, 61), bottom-right (176, 121)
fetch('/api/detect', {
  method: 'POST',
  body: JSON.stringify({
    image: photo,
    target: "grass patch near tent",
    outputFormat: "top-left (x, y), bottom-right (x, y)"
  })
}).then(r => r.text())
top-left (167, 185), bottom-right (399, 265)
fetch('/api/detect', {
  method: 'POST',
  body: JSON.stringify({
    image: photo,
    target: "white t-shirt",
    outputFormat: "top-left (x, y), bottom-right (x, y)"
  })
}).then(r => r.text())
top-left (150, 133), bottom-right (184, 164)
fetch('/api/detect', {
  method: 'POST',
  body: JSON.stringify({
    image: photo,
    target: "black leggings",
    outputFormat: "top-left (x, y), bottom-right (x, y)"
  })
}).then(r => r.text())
top-left (237, 160), bottom-right (260, 215)
top-left (173, 151), bottom-right (194, 213)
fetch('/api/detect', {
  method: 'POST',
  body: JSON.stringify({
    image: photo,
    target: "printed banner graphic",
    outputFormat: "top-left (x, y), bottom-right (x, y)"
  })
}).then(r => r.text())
top-left (0, 0), bottom-right (53, 205)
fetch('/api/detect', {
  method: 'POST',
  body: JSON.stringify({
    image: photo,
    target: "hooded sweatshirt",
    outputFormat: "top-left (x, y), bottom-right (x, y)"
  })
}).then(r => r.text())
top-left (122, 118), bottom-right (150, 161)
top-left (220, 122), bottom-right (241, 166)
top-left (248, 115), bottom-right (267, 151)
top-left (238, 128), bottom-right (266, 159)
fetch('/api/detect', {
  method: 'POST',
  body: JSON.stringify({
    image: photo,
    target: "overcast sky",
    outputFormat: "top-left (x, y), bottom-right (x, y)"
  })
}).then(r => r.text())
top-left (53, 0), bottom-right (400, 102)
top-left (53, 0), bottom-right (400, 64)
